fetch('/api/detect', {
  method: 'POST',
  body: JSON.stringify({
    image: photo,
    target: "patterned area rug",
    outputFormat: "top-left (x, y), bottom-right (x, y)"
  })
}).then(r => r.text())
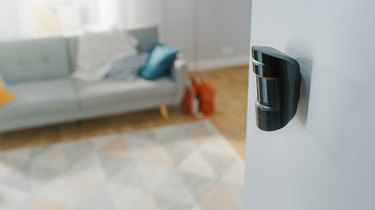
top-left (0, 121), bottom-right (244, 210)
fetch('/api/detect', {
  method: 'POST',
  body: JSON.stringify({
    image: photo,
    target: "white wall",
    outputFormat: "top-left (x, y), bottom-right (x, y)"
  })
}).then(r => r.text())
top-left (161, 0), bottom-right (252, 70)
top-left (246, 1), bottom-right (375, 210)
top-left (118, 0), bottom-right (163, 29)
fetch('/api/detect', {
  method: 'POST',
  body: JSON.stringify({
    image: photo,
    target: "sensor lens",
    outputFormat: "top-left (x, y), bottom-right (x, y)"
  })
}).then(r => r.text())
top-left (256, 77), bottom-right (280, 109)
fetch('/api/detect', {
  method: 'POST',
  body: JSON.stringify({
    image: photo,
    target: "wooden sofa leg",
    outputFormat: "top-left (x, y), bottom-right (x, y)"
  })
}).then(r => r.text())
top-left (160, 105), bottom-right (169, 119)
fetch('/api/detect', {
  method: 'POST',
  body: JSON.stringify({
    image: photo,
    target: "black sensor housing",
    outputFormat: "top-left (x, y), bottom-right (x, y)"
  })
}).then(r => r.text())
top-left (252, 46), bottom-right (301, 131)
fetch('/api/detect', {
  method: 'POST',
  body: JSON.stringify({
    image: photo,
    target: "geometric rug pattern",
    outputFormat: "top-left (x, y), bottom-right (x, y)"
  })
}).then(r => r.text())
top-left (0, 121), bottom-right (244, 210)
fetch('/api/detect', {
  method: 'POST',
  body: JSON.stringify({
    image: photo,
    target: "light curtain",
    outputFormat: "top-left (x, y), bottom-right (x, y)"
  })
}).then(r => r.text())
top-left (0, 0), bottom-right (162, 41)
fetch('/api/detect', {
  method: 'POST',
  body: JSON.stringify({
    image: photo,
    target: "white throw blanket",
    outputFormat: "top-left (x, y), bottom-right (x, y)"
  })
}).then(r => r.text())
top-left (72, 28), bottom-right (139, 81)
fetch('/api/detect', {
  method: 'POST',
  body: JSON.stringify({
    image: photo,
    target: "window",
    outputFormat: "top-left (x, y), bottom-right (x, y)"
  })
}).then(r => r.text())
top-left (0, 0), bottom-right (159, 41)
top-left (32, 0), bottom-right (100, 37)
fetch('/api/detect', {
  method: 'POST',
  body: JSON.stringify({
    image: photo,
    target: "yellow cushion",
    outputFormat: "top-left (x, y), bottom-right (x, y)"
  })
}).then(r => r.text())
top-left (0, 75), bottom-right (15, 105)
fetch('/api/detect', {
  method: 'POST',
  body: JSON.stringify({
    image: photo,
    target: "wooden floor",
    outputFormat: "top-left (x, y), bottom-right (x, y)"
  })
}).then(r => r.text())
top-left (0, 66), bottom-right (249, 158)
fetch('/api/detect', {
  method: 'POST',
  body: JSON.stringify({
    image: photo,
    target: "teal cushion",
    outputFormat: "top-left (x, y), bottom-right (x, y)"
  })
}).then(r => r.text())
top-left (140, 44), bottom-right (179, 80)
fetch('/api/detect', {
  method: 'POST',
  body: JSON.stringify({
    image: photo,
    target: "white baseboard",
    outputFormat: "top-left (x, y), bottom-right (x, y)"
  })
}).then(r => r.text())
top-left (189, 55), bottom-right (249, 71)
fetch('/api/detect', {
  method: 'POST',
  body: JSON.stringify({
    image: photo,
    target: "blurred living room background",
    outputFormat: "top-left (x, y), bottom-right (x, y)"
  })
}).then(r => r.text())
top-left (0, 0), bottom-right (250, 71)
top-left (0, 0), bottom-right (251, 209)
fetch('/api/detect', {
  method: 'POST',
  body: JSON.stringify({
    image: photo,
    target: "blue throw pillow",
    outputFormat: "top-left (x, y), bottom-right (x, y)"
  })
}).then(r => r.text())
top-left (140, 44), bottom-right (179, 80)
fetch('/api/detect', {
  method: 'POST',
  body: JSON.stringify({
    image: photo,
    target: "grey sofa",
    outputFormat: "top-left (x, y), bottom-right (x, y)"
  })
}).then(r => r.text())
top-left (0, 25), bottom-right (187, 132)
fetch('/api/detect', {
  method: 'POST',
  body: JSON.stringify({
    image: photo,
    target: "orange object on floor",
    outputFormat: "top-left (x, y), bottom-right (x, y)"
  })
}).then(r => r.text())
top-left (184, 77), bottom-right (216, 117)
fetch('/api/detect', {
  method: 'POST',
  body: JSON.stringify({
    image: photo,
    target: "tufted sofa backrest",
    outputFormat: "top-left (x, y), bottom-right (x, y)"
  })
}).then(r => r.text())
top-left (0, 25), bottom-right (159, 84)
top-left (0, 37), bottom-right (71, 84)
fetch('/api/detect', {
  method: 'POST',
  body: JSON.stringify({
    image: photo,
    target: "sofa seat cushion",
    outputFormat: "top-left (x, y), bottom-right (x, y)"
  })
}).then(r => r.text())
top-left (0, 79), bottom-right (80, 120)
top-left (75, 77), bottom-right (176, 108)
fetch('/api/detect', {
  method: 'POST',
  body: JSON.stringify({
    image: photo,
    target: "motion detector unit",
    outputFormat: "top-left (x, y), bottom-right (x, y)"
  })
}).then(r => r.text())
top-left (251, 46), bottom-right (301, 131)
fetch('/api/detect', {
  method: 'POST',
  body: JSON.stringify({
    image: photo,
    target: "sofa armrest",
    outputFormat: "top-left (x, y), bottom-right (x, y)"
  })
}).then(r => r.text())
top-left (170, 57), bottom-right (188, 105)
